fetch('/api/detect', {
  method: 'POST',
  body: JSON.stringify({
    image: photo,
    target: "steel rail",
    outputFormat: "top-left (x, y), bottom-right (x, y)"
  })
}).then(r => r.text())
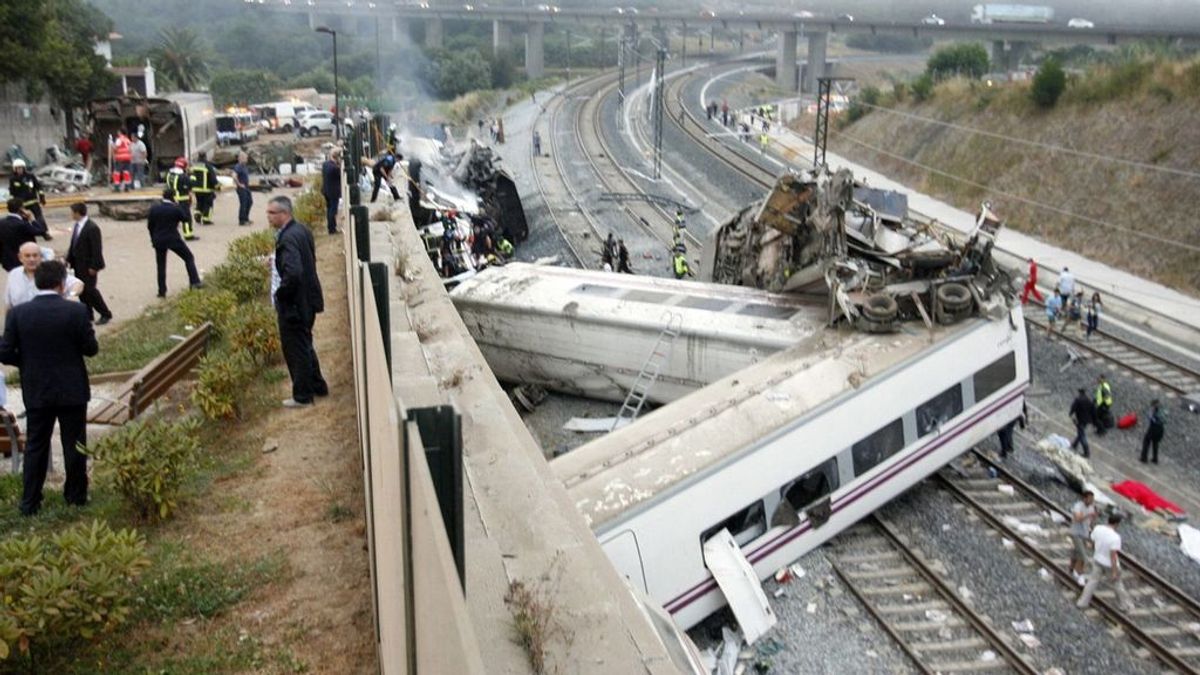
top-left (937, 457), bottom-right (1200, 674)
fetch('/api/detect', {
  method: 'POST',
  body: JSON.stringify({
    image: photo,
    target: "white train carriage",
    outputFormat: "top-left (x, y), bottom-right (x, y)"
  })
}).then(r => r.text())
top-left (450, 263), bottom-right (824, 403)
top-left (552, 306), bottom-right (1029, 629)
top-left (88, 93), bottom-right (217, 177)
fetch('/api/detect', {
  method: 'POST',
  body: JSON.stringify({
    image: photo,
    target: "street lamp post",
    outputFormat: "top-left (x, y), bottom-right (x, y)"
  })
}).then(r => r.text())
top-left (315, 26), bottom-right (340, 141)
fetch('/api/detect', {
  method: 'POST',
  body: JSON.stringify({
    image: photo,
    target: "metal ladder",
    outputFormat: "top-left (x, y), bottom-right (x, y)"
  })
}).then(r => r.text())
top-left (612, 312), bottom-right (683, 431)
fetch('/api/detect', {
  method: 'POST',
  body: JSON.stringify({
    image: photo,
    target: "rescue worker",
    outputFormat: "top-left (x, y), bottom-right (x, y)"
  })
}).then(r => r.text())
top-left (617, 239), bottom-right (632, 274)
top-left (371, 150), bottom-right (401, 203)
top-left (759, 132), bottom-right (769, 154)
top-left (674, 209), bottom-right (685, 228)
top-left (1021, 257), bottom-right (1044, 304)
top-left (1094, 374), bottom-right (1113, 436)
top-left (110, 130), bottom-right (133, 191)
top-left (166, 157), bottom-right (197, 241)
top-left (189, 151), bottom-right (219, 226)
top-left (386, 123), bottom-right (400, 153)
top-left (496, 237), bottom-right (514, 259)
top-left (8, 160), bottom-right (51, 239)
top-left (672, 249), bottom-right (693, 279)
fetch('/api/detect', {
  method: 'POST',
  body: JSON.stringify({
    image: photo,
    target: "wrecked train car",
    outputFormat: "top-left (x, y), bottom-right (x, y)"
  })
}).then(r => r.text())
top-left (702, 169), bottom-right (1015, 333)
top-left (87, 93), bottom-right (217, 179)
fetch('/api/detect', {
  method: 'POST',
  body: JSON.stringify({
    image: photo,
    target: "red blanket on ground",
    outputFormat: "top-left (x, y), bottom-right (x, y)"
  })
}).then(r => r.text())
top-left (1112, 480), bottom-right (1185, 515)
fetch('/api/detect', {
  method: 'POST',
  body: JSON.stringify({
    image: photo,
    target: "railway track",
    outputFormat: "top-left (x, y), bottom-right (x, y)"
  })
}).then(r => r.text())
top-left (656, 62), bottom-right (1200, 396)
top-left (832, 515), bottom-right (1039, 674)
top-left (937, 450), bottom-right (1200, 674)
top-left (1024, 307), bottom-right (1200, 396)
top-left (531, 72), bottom-right (618, 268)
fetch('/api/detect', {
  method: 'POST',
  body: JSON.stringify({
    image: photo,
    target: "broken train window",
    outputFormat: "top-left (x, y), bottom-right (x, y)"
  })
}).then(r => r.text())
top-left (916, 384), bottom-right (964, 437)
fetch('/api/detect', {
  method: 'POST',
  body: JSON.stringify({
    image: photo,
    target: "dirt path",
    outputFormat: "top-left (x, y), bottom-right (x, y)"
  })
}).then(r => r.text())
top-left (160, 233), bottom-right (375, 672)
top-left (0, 186), bottom-right (296, 327)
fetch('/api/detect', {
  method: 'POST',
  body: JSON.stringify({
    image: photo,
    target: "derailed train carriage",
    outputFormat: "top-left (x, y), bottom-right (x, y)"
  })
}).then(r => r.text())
top-left (87, 93), bottom-right (217, 179)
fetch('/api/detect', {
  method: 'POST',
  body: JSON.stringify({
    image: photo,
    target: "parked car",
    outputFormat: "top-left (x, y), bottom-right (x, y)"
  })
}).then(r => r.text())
top-left (1067, 17), bottom-right (1095, 28)
top-left (922, 13), bottom-right (946, 25)
top-left (250, 101), bottom-right (315, 133)
top-left (838, 13), bottom-right (854, 22)
top-left (793, 10), bottom-right (815, 19)
top-left (298, 111), bottom-right (336, 137)
top-left (215, 112), bottom-right (260, 145)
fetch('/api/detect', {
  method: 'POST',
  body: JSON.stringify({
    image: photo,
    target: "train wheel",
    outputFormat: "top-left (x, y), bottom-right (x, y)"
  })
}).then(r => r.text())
top-left (863, 294), bottom-right (898, 322)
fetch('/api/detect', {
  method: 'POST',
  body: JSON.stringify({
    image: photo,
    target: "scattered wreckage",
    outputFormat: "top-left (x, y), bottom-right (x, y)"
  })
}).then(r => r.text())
top-left (702, 168), bottom-right (1015, 332)
top-left (403, 138), bottom-right (528, 283)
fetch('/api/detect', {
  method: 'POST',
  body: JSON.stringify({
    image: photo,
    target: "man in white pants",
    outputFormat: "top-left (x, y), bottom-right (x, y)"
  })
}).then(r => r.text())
top-left (1076, 512), bottom-right (1133, 612)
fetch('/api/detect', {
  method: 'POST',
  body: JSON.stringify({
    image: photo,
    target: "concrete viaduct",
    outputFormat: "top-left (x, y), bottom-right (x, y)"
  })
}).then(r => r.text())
top-left (255, 2), bottom-right (1200, 92)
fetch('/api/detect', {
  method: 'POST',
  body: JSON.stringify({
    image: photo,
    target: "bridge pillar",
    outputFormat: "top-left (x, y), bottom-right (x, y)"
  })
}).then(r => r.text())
top-left (391, 16), bottom-right (404, 42)
top-left (426, 17), bottom-right (444, 49)
top-left (776, 30), bottom-right (797, 91)
top-left (309, 12), bottom-right (319, 31)
top-left (991, 40), bottom-right (1030, 72)
top-left (803, 31), bottom-right (828, 93)
top-left (525, 22), bottom-right (544, 79)
top-left (493, 20), bottom-right (513, 56)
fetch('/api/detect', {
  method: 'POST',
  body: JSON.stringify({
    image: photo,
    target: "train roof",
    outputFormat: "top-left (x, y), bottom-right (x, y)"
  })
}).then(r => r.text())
top-left (451, 263), bottom-right (826, 346)
top-left (551, 315), bottom-right (988, 531)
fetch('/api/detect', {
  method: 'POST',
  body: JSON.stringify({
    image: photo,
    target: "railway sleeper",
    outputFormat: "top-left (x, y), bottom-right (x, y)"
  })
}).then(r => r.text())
top-left (844, 566), bottom-right (924, 580)
top-left (875, 600), bottom-right (954, 615)
top-left (1126, 605), bottom-right (1189, 617)
top-left (861, 582), bottom-right (932, 596)
top-left (926, 657), bottom-right (1013, 671)
top-left (911, 637), bottom-right (990, 652)
top-left (892, 617), bottom-right (967, 632)
top-left (837, 550), bottom-right (902, 564)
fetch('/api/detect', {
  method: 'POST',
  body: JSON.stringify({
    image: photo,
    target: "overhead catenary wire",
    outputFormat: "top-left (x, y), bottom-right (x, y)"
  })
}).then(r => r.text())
top-left (831, 129), bottom-right (1200, 255)
top-left (853, 100), bottom-right (1200, 181)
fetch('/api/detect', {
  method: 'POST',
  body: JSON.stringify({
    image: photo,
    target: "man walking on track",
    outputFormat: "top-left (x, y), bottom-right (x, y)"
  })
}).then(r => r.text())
top-left (0, 260), bottom-right (98, 515)
top-left (1021, 258), bottom-right (1044, 304)
top-left (268, 196), bottom-right (328, 408)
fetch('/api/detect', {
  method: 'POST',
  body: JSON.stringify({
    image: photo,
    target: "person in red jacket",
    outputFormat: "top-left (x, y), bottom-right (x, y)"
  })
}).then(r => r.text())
top-left (74, 136), bottom-right (93, 169)
top-left (110, 131), bottom-right (132, 192)
top-left (1020, 258), bottom-right (1044, 304)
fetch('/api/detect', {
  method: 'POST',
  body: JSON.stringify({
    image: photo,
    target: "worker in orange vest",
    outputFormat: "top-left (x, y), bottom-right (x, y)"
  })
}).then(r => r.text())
top-left (110, 131), bottom-right (133, 192)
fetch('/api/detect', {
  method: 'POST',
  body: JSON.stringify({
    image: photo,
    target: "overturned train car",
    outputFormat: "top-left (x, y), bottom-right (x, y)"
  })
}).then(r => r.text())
top-left (87, 93), bottom-right (217, 179)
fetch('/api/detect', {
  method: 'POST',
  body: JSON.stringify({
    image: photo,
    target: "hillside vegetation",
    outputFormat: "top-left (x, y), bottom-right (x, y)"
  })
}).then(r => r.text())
top-left (829, 55), bottom-right (1200, 295)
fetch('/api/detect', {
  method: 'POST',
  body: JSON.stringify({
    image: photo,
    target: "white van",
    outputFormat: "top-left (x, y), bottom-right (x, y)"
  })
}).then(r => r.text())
top-left (251, 101), bottom-right (317, 134)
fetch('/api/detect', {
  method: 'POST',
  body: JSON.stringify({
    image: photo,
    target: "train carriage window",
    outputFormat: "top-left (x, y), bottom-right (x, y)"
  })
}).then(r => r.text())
top-left (916, 384), bottom-right (964, 437)
top-left (973, 353), bottom-right (1017, 403)
top-left (774, 457), bottom-right (840, 528)
top-left (700, 500), bottom-right (766, 549)
top-left (851, 418), bottom-right (906, 476)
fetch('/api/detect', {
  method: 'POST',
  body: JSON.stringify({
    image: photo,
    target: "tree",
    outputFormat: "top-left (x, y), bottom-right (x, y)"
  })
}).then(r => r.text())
top-left (1031, 58), bottom-right (1067, 108)
top-left (152, 27), bottom-right (209, 92)
top-left (911, 73), bottom-right (935, 102)
top-left (927, 43), bottom-right (990, 80)
top-left (0, 0), bottom-right (115, 109)
top-left (209, 68), bottom-right (281, 107)
top-left (421, 48), bottom-right (492, 99)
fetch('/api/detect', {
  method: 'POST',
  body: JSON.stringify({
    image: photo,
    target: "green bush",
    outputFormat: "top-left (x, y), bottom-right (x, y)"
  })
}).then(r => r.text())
top-left (224, 301), bottom-right (281, 365)
top-left (176, 288), bottom-right (238, 333)
top-left (227, 230), bottom-right (276, 259)
top-left (207, 254), bottom-right (271, 303)
top-left (0, 520), bottom-right (149, 660)
top-left (191, 350), bottom-right (256, 420)
top-left (86, 417), bottom-right (200, 521)
top-left (292, 179), bottom-right (326, 231)
top-left (911, 73), bottom-right (935, 102)
top-left (1031, 58), bottom-right (1067, 107)
top-left (927, 43), bottom-right (990, 80)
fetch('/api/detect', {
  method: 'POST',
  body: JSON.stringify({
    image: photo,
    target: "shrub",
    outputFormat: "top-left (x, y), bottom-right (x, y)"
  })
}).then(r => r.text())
top-left (911, 73), bottom-right (935, 102)
top-left (86, 417), bottom-right (200, 521)
top-left (927, 43), bottom-right (990, 80)
top-left (0, 520), bottom-right (149, 660)
top-left (227, 230), bottom-right (276, 259)
top-left (292, 181), bottom-right (326, 231)
top-left (176, 288), bottom-right (238, 333)
top-left (1031, 58), bottom-right (1067, 108)
top-left (207, 254), bottom-right (271, 303)
top-left (224, 301), bottom-right (281, 364)
top-left (191, 350), bottom-right (256, 420)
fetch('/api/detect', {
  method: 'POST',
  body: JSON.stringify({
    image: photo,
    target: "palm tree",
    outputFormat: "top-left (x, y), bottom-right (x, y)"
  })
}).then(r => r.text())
top-left (152, 27), bottom-right (209, 92)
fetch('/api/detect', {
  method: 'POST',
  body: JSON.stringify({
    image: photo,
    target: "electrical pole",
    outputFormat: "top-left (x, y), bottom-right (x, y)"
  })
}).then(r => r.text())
top-left (566, 30), bottom-right (572, 81)
top-left (813, 76), bottom-right (854, 169)
top-left (653, 47), bottom-right (666, 180)
top-left (617, 37), bottom-right (626, 111)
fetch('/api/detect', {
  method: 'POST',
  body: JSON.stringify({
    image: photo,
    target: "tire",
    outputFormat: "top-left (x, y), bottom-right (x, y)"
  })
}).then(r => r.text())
top-left (309, 127), bottom-right (320, 137)
top-left (281, 124), bottom-right (293, 134)
top-left (863, 294), bottom-right (898, 322)
top-left (936, 282), bottom-right (972, 310)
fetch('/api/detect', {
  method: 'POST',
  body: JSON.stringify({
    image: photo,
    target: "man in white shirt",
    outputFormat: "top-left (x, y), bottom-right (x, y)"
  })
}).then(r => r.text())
top-left (1076, 512), bottom-right (1133, 612)
top-left (6, 242), bottom-right (83, 309)
top-left (1057, 266), bottom-right (1075, 304)
top-left (1068, 491), bottom-right (1097, 583)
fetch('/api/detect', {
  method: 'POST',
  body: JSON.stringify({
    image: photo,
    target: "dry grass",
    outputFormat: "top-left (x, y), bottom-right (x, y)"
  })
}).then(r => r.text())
top-left (832, 59), bottom-right (1200, 295)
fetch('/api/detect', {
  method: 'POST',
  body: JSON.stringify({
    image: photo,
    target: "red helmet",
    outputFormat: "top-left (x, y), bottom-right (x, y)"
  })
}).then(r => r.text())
top-left (174, 156), bottom-right (188, 168)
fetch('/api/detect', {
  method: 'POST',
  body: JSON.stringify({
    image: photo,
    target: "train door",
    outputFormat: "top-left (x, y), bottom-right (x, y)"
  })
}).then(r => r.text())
top-left (603, 530), bottom-right (648, 593)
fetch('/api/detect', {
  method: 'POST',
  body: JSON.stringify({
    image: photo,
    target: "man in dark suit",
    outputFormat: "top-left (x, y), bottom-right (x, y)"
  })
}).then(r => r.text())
top-left (65, 202), bottom-right (113, 325)
top-left (0, 260), bottom-right (98, 515)
top-left (268, 196), bottom-right (328, 407)
top-left (321, 147), bottom-right (342, 235)
top-left (148, 189), bottom-right (204, 298)
top-left (0, 198), bottom-right (48, 271)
